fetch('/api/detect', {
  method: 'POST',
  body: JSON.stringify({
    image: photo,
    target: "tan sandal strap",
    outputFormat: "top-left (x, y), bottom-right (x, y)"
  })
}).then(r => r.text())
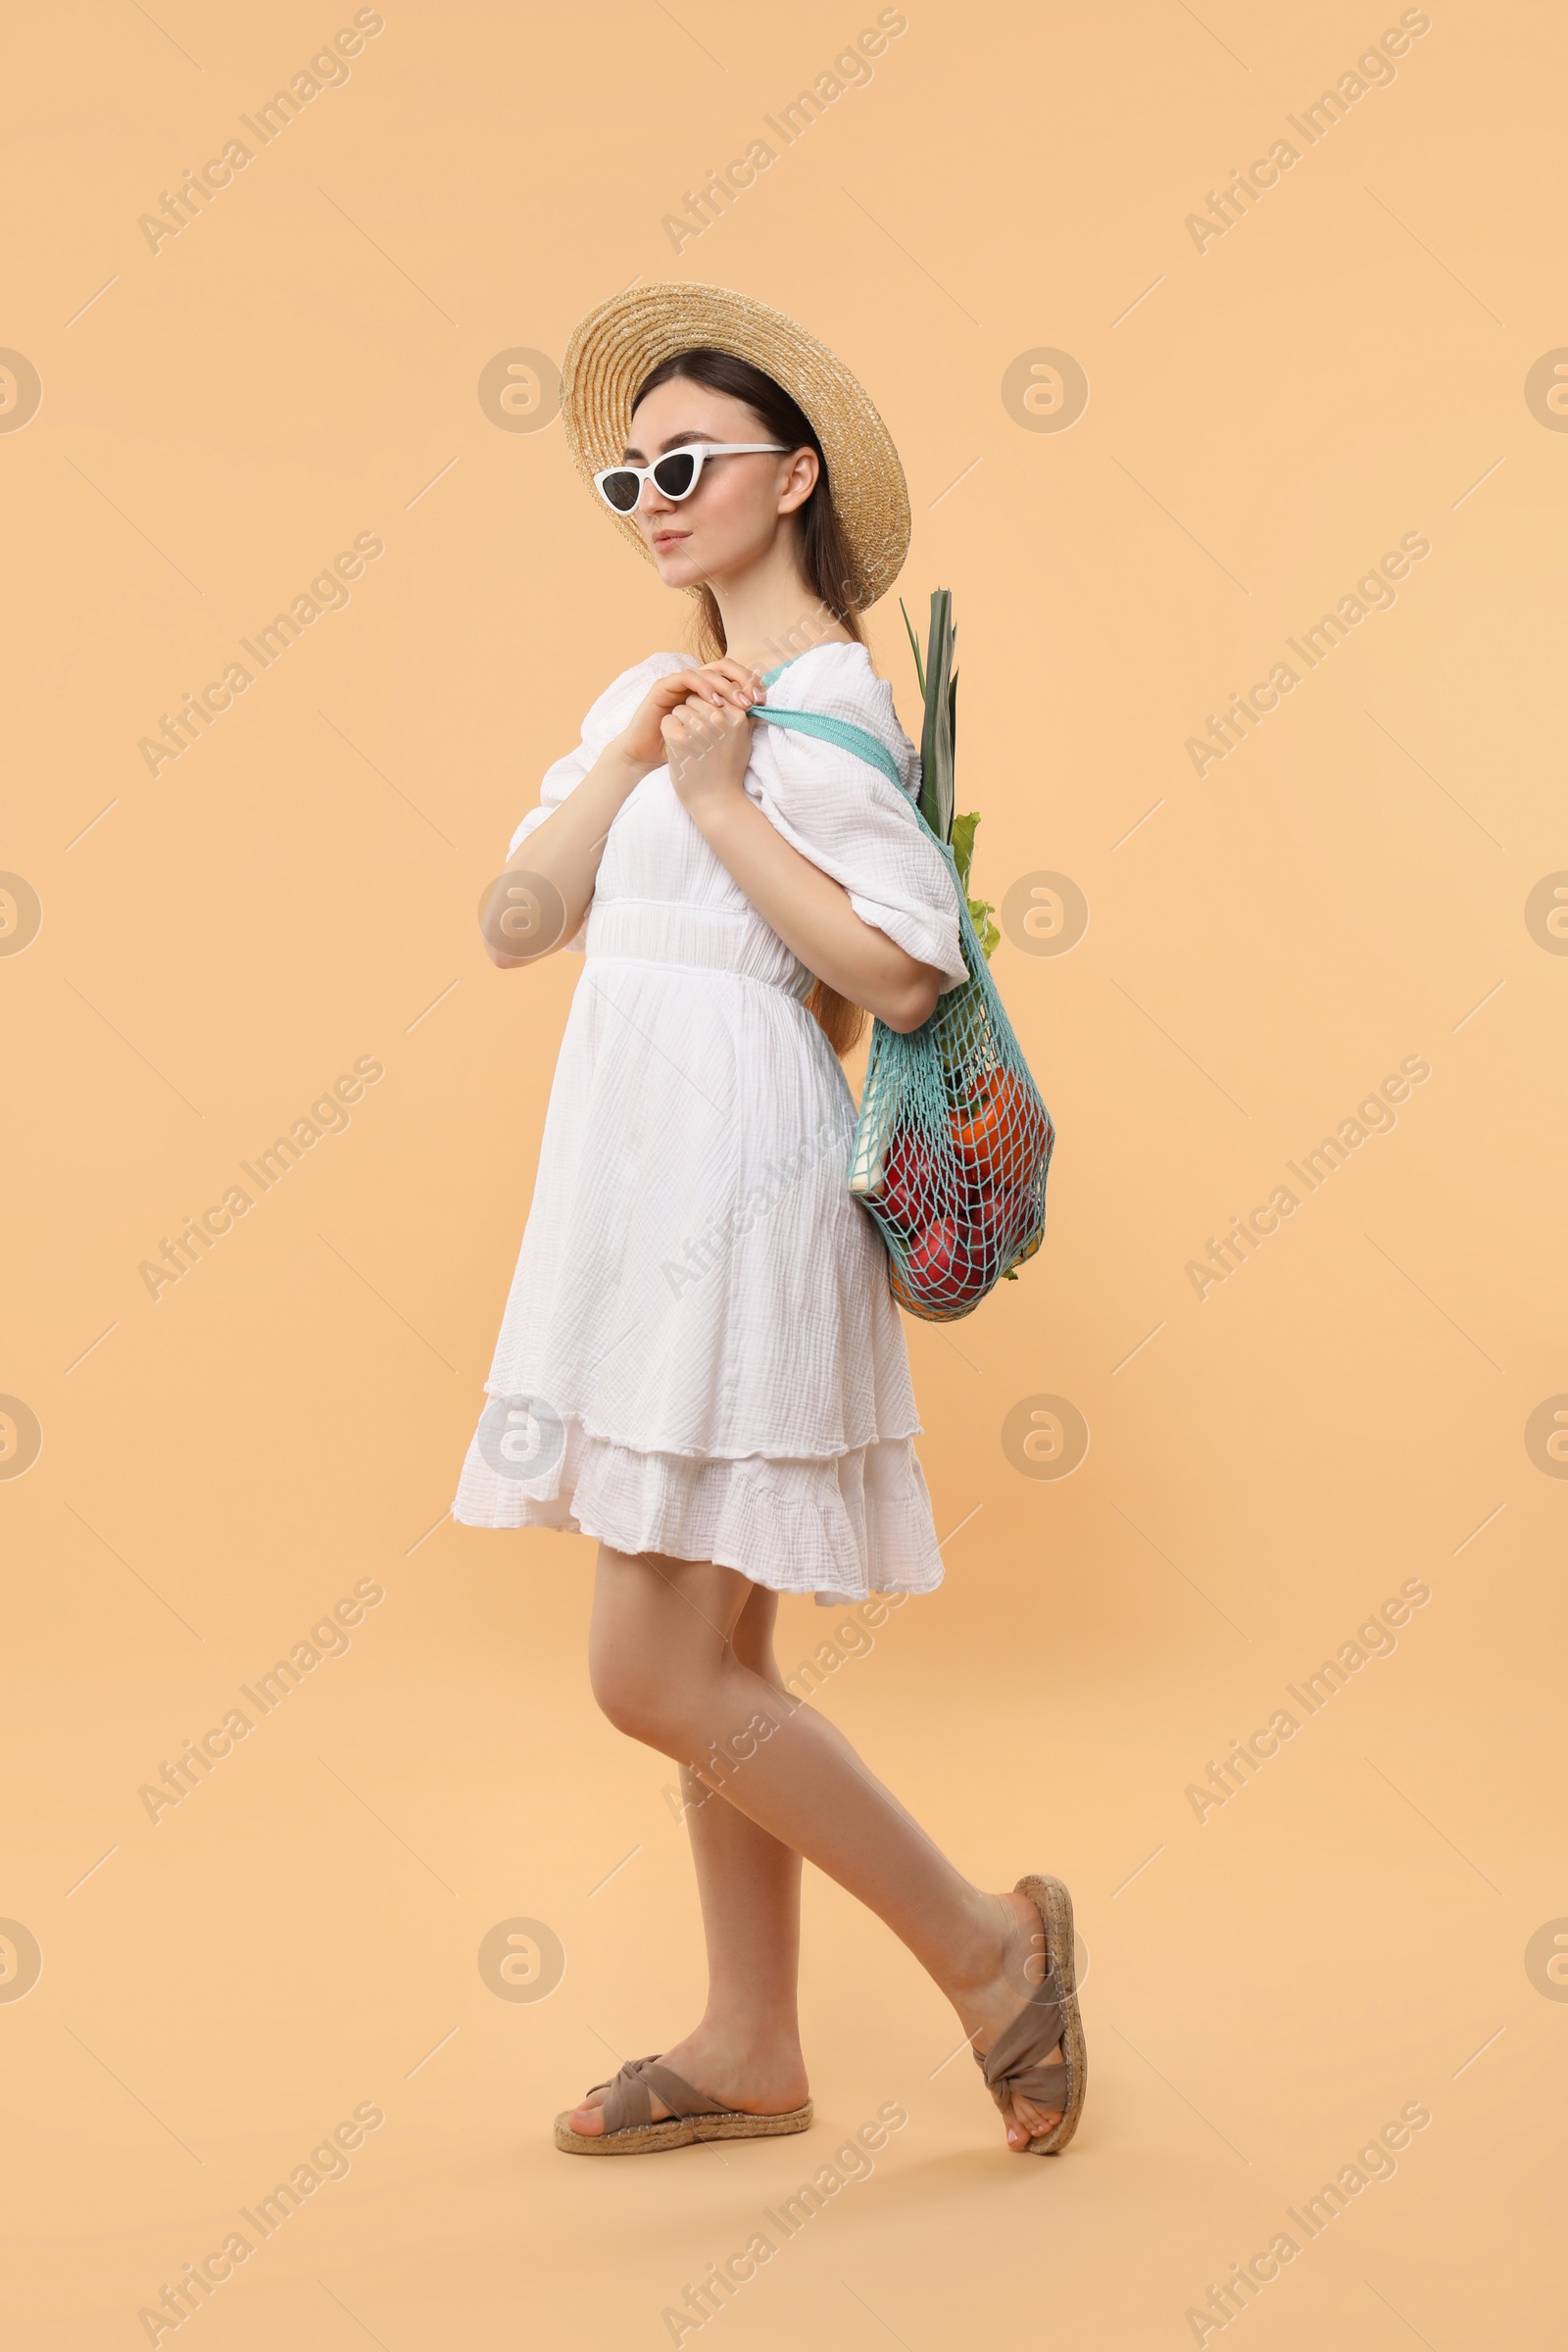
top-left (596, 2054), bottom-right (729, 2134)
top-left (972, 1969), bottom-right (1069, 2114)
top-left (595, 2060), bottom-right (651, 2133)
top-left (638, 2059), bottom-right (730, 2119)
top-left (992, 2055), bottom-right (1068, 2109)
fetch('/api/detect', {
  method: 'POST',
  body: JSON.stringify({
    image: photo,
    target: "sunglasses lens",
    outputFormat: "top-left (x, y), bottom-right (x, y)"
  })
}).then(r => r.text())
top-left (652, 452), bottom-right (697, 499)
top-left (600, 469), bottom-right (641, 513)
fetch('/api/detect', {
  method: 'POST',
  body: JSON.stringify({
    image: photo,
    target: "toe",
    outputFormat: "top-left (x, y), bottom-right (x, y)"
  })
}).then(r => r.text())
top-left (1003, 2041), bottom-right (1066, 2149)
top-left (1002, 2096), bottom-right (1048, 2150)
top-left (1009, 2092), bottom-right (1063, 2144)
top-left (567, 2084), bottom-right (674, 2135)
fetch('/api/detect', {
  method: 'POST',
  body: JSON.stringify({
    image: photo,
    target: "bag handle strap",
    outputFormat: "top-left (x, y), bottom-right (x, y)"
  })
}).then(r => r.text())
top-left (749, 703), bottom-right (909, 795)
top-left (751, 671), bottom-right (961, 891)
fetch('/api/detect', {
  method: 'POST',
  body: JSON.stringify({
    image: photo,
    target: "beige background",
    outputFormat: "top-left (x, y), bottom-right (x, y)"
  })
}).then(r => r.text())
top-left (4, 0), bottom-right (1565, 2342)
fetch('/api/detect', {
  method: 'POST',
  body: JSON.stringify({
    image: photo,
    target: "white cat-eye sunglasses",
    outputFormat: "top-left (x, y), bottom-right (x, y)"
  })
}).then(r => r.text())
top-left (592, 442), bottom-right (787, 514)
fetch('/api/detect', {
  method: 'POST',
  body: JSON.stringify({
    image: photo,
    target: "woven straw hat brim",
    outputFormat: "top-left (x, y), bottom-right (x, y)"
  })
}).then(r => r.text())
top-left (561, 282), bottom-right (909, 611)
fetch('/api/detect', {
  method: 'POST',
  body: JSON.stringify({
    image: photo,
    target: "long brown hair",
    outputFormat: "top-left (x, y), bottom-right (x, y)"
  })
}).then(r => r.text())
top-left (631, 347), bottom-right (868, 1059)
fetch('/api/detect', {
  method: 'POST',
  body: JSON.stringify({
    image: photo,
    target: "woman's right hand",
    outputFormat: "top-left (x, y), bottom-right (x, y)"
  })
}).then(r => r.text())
top-left (612, 661), bottom-right (765, 770)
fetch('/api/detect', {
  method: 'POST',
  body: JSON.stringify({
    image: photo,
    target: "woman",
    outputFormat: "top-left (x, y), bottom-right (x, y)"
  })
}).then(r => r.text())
top-left (454, 284), bottom-right (1085, 2159)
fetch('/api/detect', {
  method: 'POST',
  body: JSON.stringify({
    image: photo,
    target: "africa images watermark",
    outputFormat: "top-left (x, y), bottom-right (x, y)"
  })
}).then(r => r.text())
top-left (759, 595), bottom-right (855, 670)
top-left (1184, 1054), bottom-right (1431, 1300)
top-left (1185, 1575), bottom-right (1433, 1825)
top-left (138, 1054), bottom-right (385, 1301)
top-left (137, 1579), bottom-right (386, 1824)
top-left (660, 2099), bottom-right (910, 2342)
top-left (661, 9), bottom-right (908, 254)
top-left (137, 533), bottom-right (386, 777)
top-left (662, 1114), bottom-right (846, 1298)
top-left (136, 2100), bottom-right (385, 2343)
top-left (1186, 532), bottom-right (1431, 777)
top-left (137, 12), bottom-right (387, 254)
top-left (1184, 10), bottom-right (1433, 256)
top-left (1182, 2099), bottom-right (1432, 2342)
top-left (662, 1591), bottom-right (910, 1831)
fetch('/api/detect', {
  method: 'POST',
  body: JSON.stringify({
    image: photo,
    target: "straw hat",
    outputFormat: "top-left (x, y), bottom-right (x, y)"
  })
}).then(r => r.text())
top-left (560, 282), bottom-right (910, 611)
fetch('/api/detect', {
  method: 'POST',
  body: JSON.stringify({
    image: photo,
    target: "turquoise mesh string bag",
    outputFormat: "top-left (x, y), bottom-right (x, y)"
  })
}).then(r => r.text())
top-left (754, 592), bottom-right (1054, 1323)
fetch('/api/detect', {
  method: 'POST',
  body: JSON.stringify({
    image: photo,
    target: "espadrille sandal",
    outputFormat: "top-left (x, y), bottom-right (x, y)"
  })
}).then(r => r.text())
top-left (972, 1874), bottom-right (1088, 2155)
top-left (554, 2053), bottom-right (813, 2155)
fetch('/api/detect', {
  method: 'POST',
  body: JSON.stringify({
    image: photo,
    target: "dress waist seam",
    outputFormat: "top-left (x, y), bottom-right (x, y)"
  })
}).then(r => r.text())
top-left (585, 950), bottom-right (810, 1000)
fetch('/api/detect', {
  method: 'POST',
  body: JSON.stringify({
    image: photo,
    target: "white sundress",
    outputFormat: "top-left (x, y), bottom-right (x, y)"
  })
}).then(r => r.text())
top-left (451, 639), bottom-right (969, 1605)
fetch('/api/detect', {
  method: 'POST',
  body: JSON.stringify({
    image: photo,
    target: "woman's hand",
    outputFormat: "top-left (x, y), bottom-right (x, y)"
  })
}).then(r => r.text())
top-left (667, 722), bottom-right (944, 1030)
top-left (662, 691), bottom-right (755, 814)
top-left (612, 660), bottom-right (764, 771)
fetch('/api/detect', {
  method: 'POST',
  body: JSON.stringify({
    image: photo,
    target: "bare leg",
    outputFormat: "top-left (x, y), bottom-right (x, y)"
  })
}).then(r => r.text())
top-left (567, 1545), bottom-right (1059, 2152)
top-left (568, 1582), bottom-right (810, 2134)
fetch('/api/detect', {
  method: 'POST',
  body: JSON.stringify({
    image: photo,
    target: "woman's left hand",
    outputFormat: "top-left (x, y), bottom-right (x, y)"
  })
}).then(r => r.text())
top-left (662, 691), bottom-right (754, 814)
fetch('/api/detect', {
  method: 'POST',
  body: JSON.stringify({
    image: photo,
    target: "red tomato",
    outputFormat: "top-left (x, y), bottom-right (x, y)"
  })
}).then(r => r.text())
top-left (906, 1216), bottom-right (956, 1285)
top-left (880, 1131), bottom-right (943, 1230)
top-left (972, 1180), bottom-right (1036, 1254)
top-left (902, 1215), bottom-right (993, 1307)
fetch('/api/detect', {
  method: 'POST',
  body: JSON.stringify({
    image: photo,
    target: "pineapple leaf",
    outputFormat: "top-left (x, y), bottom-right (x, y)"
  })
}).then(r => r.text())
top-left (918, 589), bottom-right (956, 845)
top-left (899, 598), bottom-right (925, 698)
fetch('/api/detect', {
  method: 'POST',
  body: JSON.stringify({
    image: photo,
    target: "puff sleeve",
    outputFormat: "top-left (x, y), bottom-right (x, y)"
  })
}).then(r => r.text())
top-left (507, 653), bottom-right (686, 952)
top-left (745, 652), bottom-right (968, 991)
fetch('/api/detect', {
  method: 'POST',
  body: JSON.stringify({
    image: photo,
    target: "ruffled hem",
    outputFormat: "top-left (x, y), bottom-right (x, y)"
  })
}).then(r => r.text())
top-left (450, 1411), bottom-right (944, 1606)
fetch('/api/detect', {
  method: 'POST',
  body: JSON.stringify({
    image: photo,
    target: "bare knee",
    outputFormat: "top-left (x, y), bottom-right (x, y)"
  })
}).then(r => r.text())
top-left (589, 1545), bottom-right (756, 1750)
top-left (589, 1642), bottom-right (697, 1753)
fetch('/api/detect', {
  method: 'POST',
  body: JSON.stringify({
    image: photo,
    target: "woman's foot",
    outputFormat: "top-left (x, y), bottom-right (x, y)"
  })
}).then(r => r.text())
top-left (948, 1889), bottom-right (1064, 2152)
top-left (566, 2027), bottom-right (809, 2136)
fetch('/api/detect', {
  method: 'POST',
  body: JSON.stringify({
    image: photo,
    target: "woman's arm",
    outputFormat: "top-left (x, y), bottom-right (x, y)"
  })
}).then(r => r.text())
top-left (661, 696), bottom-right (945, 1035)
top-left (480, 660), bottom-right (764, 967)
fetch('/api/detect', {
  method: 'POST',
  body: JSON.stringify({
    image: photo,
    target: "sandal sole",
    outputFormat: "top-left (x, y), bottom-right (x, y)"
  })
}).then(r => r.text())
top-left (1013, 1873), bottom-right (1088, 2156)
top-left (554, 2100), bottom-right (813, 2155)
